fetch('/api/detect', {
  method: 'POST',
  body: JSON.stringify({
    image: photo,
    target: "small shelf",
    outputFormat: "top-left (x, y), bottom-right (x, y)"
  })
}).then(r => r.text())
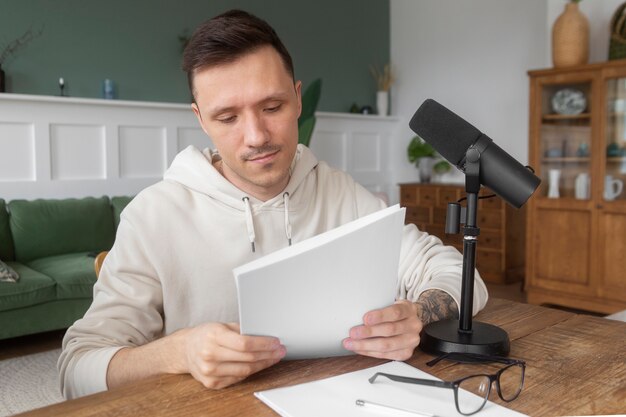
top-left (542, 113), bottom-right (591, 121)
top-left (541, 157), bottom-right (591, 163)
top-left (607, 156), bottom-right (626, 162)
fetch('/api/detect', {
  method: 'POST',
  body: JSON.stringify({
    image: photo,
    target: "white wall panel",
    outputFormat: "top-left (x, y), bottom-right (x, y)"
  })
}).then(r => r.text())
top-left (311, 112), bottom-right (399, 198)
top-left (50, 124), bottom-right (105, 180)
top-left (311, 131), bottom-right (347, 171)
top-left (119, 126), bottom-right (166, 178)
top-left (0, 123), bottom-right (35, 182)
top-left (177, 127), bottom-right (212, 152)
top-left (350, 132), bottom-right (380, 172)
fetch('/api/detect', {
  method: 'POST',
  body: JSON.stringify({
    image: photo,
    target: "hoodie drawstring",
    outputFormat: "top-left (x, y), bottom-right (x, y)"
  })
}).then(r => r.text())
top-left (283, 192), bottom-right (292, 246)
top-left (241, 194), bottom-right (293, 253)
top-left (242, 197), bottom-right (256, 253)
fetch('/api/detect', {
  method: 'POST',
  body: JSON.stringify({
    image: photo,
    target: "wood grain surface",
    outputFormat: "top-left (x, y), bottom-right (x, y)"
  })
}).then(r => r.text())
top-left (16, 299), bottom-right (626, 417)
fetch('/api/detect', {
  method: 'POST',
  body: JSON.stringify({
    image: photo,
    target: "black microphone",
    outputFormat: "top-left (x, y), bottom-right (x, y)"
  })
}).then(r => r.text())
top-left (409, 99), bottom-right (540, 208)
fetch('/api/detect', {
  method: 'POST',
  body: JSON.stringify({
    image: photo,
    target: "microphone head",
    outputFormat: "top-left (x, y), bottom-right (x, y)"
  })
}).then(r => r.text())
top-left (409, 99), bottom-right (482, 167)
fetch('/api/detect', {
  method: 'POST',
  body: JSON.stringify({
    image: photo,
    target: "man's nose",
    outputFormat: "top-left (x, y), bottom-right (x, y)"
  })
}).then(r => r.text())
top-left (243, 113), bottom-right (269, 147)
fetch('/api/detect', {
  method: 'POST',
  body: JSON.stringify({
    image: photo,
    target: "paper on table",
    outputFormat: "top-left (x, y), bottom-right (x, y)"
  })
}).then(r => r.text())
top-left (255, 361), bottom-right (528, 417)
top-left (234, 205), bottom-right (405, 360)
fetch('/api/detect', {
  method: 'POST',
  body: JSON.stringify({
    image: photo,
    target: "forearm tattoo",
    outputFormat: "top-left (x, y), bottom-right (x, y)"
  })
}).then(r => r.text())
top-left (414, 289), bottom-right (459, 326)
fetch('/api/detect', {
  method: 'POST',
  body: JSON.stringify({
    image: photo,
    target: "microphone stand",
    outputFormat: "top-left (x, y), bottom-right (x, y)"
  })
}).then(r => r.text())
top-left (419, 146), bottom-right (510, 356)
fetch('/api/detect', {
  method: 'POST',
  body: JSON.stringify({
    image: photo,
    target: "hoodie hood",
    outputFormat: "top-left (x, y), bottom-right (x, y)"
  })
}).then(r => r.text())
top-left (164, 144), bottom-right (318, 252)
top-left (164, 144), bottom-right (318, 210)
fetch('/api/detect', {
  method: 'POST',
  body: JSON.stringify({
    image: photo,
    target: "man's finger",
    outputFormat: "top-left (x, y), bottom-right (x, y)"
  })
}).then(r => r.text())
top-left (363, 300), bottom-right (415, 326)
top-left (207, 344), bottom-right (286, 363)
top-left (216, 327), bottom-right (282, 353)
top-left (344, 333), bottom-right (420, 353)
top-left (207, 357), bottom-right (282, 378)
top-left (350, 318), bottom-right (422, 340)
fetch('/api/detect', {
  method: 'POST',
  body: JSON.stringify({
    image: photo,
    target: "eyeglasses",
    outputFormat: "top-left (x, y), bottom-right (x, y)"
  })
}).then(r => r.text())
top-left (369, 353), bottom-right (525, 416)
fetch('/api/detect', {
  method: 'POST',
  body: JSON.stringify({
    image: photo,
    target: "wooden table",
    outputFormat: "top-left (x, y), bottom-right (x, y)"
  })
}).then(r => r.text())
top-left (17, 299), bottom-right (626, 416)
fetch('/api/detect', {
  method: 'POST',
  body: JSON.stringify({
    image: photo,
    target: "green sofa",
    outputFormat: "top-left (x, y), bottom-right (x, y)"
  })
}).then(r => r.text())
top-left (0, 196), bottom-right (132, 340)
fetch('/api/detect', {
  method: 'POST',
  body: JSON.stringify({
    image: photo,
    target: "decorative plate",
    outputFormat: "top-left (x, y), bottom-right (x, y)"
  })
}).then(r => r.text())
top-left (551, 88), bottom-right (587, 115)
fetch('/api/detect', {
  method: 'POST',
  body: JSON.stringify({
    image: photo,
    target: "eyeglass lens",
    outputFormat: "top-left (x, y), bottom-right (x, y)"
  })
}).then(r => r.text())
top-left (457, 375), bottom-right (490, 415)
top-left (456, 363), bottom-right (524, 415)
top-left (498, 363), bottom-right (525, 401)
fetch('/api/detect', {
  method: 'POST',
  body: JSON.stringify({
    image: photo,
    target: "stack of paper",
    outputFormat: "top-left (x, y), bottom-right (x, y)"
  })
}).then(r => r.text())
top-left (234, 205), bottom-right (406, 359)
top-left (255, 361), bottom-right (528, 417)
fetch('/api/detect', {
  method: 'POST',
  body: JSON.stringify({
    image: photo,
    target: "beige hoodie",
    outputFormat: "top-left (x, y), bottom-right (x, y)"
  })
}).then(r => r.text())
top-left (58, 144), bottom-right (487, 399)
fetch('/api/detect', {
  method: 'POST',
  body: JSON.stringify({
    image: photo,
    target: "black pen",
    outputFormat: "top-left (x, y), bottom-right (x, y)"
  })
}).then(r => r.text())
top-left (355, 399), bottom-right (438, 417)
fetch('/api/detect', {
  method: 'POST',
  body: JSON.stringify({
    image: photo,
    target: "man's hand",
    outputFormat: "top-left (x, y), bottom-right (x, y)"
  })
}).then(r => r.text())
top-left (182, 322), bottom-right (286, 389)
top-left (342, 299), bottom-right (422, 361)
top-left (107, 322), bottom-right (285, 391)
top-left (341, 290), bottom-right (459, 361)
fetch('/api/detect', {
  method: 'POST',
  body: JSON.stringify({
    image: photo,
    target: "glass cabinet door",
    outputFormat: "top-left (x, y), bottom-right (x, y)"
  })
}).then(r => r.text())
top-left (539, 82), bottom-right (591, 200)
top-left (605, 77), bottom-right (626, 202)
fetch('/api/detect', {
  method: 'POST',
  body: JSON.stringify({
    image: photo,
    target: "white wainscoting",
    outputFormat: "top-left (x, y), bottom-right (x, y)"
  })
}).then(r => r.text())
top-left (0, 93), bottom-right (210, 201)
top-left (311, 112), bottom-right (400, 200)
top-left (0, 94), bottom-right (399, 201)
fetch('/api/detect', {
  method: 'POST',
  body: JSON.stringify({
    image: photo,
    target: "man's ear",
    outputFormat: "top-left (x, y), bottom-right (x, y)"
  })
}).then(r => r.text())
top-left (191, 102), bottom-right (210, 136)
top-left (295, 80), bottom-right (302, 118)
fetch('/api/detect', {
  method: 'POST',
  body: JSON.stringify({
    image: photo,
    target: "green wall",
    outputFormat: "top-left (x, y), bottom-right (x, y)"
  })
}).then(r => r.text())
top-left (0, 0), bottom-right (389, 112)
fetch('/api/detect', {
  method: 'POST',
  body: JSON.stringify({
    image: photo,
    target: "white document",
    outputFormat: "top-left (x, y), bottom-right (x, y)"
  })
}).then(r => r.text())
top-left (255, 361), bottom-right (529, 417)
top-left (234, 204), bottom-right (405, 359)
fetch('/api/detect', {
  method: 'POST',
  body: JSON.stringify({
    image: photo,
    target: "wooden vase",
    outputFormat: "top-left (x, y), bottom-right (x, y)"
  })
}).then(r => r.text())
top-left (552, 2), bottom-right (590, 68)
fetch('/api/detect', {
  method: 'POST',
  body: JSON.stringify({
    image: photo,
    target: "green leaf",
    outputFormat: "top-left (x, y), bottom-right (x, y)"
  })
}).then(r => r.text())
top-left (299, 78), bottom-right (322, 128)
top-left (407, 135), bottom-right (435, 163)
top-left (298, 116), bottom-right (316, 147)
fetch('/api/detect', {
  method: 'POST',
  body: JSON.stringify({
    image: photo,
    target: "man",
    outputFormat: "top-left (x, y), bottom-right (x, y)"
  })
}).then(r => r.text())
top-left (59, 9), bottom-right (488, 399)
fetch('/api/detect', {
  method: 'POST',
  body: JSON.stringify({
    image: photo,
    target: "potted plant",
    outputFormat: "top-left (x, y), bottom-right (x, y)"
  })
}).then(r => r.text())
top-left (407, 136), bottom-right (450, 183)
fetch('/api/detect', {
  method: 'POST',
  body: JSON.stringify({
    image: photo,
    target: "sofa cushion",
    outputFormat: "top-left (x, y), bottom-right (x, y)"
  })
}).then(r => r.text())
top-left (26, 252), bottom-right (96, 300)
top-left (111, 196), bottom-right (133, 228)
top-left (9, 197), bottom-right (116, 263)
top-left (0, 199), bottom-right (15, 261)
top-left (0, 262), bottom-right (56, 312)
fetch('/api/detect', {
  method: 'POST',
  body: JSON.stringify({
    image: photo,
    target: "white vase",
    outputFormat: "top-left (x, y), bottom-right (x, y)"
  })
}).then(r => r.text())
top-left (548, 169), bottom-right (561, 198)
top-left (575, 173), bottom-right (590, 200)
top-left (376, 90), bottom-right (389, 116)
top-left (418, 157), bottom-right (434, 183)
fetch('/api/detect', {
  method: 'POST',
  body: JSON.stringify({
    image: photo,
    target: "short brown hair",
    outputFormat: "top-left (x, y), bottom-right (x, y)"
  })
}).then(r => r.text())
top-left (182, 9), bottom-right (295, 100)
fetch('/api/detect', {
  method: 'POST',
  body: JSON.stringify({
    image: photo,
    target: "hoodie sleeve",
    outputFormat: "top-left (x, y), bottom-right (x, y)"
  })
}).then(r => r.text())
top-left (396, 223), bottom-right (488, 315)
top-left (58, 207), bottom-right (165, 399)
top-left (353, 184), bottom-right (488, 315)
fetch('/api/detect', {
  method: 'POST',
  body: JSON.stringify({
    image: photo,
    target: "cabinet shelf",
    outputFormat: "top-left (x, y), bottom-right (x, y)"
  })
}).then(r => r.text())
top-left (541, 157), bottom-right (590, 163)
top-left (542, 113), bottom-right (591, 121)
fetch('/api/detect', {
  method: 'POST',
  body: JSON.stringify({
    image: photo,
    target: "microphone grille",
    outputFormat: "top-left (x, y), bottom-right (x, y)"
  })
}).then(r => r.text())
top-left (409, 99), bottom-right (482, 166)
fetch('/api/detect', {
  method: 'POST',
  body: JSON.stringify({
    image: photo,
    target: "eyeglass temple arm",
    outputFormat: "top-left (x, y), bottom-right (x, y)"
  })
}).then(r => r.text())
top-left (369, 372), bottom-right (453, 389)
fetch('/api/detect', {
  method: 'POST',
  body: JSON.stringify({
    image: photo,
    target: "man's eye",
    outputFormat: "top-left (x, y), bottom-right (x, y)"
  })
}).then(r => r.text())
top-left (265, 104), bottom-right (282, 113)
top-left (218, 116), bottom-right (237, 124)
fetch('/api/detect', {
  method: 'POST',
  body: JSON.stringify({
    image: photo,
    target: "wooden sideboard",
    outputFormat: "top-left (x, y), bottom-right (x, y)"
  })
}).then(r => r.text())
top-left (399, 182), bottom-right (526, 284)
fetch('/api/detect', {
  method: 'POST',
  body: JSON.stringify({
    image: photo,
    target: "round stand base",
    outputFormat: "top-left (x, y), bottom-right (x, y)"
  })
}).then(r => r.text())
top-left (420, 319), bottom-right (510, 356)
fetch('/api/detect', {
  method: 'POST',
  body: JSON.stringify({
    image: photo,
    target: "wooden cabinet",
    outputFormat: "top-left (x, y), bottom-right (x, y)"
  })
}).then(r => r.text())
top-left (526, 61), bottom-right (626, 314)
top-left (399, 183), bottom-right (526, 284)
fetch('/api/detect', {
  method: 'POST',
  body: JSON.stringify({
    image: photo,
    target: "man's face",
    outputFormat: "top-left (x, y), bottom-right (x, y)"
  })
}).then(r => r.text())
top-left (191, 46), bottom-right (302, 201)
